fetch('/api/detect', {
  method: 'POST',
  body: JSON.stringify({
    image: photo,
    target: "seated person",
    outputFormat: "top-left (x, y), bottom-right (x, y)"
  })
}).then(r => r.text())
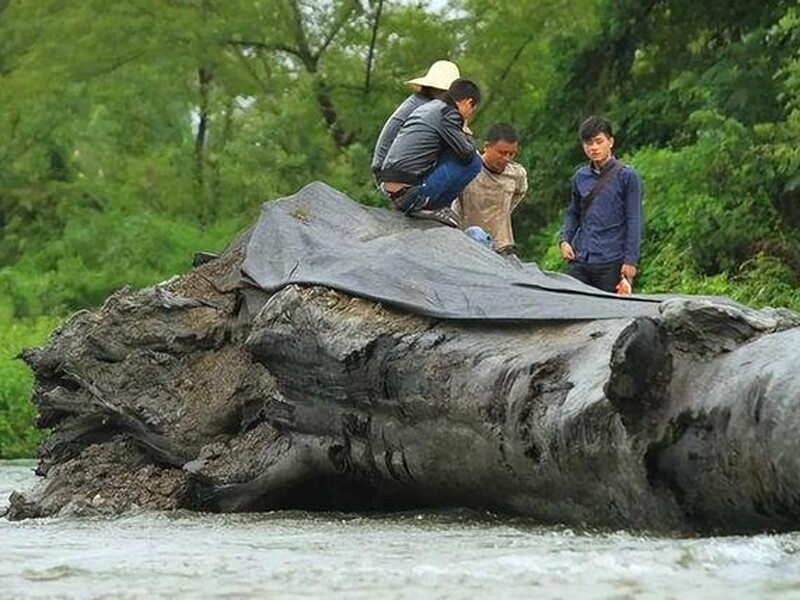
top-left (375, 79), bottom-right (483, 226)
top-left (455, 123), bottom-right (528, 254)
top-left (371, 60), bottom-right (461, 178)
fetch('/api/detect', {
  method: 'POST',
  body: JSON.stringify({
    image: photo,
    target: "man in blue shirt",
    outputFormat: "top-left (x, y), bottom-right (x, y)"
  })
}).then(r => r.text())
top-left (559, 115), bottom-right (643, 293)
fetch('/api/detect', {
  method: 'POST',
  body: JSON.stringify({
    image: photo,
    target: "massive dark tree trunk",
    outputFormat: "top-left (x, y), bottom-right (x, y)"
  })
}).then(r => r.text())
top-left (7, 223), bottom-right (800, 534)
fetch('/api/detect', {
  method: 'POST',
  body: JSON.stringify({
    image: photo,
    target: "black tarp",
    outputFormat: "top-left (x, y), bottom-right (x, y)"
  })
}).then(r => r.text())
top-left (242, 182), bottom-right (663, 321)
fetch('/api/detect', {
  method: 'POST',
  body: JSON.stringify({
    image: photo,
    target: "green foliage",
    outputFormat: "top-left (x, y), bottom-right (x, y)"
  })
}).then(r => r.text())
top-left (1, 206), bottom-right (241, 318)
top-left (0, 305), bottom-right (59, 458)
top-left (452, 0), bottom-right (598, 129)
top-left (635, 112), bottom-right (776, 277)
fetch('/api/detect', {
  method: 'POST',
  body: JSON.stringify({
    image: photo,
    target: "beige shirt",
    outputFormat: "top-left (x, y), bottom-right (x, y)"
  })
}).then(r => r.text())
top-left (456, 161), bottom-right (528, 251)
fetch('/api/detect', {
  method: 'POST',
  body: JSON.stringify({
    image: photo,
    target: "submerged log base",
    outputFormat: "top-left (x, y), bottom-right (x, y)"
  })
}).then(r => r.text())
top-left (7, 440), bottom-right (189, 519)
top-left (7, 233), bottom-right (800, 533)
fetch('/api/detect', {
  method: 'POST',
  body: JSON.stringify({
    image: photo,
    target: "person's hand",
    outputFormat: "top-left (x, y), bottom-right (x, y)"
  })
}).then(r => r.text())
top-left (559, 241), bottom-right (574, 261)
top-left (621, 263), bottom-right (637, 281)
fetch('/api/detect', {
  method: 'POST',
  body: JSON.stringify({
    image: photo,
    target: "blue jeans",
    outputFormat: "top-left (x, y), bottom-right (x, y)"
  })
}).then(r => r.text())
top-left (418, 153), bottom-right (482, 209)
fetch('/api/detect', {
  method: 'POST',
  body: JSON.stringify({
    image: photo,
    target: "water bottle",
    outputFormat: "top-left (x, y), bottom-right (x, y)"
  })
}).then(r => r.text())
top-left (464, 226), bottom-right (493, 250)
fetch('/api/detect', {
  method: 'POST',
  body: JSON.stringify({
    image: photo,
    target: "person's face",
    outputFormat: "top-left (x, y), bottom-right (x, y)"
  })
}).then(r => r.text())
top-left (482, 139), bottom-right (518, 173)
top-left (582, 133), bottom-right (614, 166)
top-left (456, 98), bottom-right (478, 121)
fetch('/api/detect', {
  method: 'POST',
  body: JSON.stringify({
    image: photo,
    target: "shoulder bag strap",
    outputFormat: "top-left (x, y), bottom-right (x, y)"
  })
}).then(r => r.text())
top-left (580, 161), bottom-right (625, 218)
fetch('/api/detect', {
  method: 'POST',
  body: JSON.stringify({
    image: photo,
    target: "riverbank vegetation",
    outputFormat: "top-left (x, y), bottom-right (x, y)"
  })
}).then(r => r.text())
top-left (2, 0), bottom-right (799, 456)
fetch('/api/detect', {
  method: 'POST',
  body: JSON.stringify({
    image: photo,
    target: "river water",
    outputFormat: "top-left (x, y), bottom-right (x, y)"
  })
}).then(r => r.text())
top-left (2, 461), bottom-right (800, 599)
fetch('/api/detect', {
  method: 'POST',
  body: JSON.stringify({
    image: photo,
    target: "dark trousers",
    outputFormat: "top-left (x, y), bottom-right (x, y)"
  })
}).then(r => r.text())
top-left (565, 260), bottom-right (622, 293)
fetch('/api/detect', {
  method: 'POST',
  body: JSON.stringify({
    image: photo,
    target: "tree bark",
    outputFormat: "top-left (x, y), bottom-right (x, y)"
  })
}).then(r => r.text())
top-left (194, 65), bottom-right (213, 216)
top-left (363, 0), bottom-right (384, 94)
top-left (7, 227), bottom-right (800, 534)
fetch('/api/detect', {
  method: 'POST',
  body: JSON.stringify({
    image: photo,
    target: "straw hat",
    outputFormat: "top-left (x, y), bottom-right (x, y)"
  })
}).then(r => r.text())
top-left (405, 60), bottom-right (460, 91)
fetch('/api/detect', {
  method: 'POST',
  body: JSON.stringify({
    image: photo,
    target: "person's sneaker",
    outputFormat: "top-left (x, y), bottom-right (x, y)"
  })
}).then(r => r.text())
top-left (386, 185), bottom-right (427, 212)
top-left (192, 251), bottom-right (219, 267)
top-left (409, 206), bottom-right (459, 228)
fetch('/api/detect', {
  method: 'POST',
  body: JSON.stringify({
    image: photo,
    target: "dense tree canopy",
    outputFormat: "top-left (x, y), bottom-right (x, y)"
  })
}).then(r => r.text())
top-left (2, 0), bottom-right (799, 456)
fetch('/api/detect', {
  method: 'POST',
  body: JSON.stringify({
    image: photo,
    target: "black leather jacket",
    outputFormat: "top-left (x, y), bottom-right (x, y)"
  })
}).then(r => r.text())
top-left (377, 98), bottom-right (477, 184)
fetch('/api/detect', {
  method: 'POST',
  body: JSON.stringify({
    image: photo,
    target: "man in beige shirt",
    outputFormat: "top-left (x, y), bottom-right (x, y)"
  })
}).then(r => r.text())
top-left (455, 123), bottom-right (528, 254)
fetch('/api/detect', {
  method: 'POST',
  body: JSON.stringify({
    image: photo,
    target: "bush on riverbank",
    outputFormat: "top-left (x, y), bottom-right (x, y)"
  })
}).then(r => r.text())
top-left (0, 306), bottom-right (59, 457)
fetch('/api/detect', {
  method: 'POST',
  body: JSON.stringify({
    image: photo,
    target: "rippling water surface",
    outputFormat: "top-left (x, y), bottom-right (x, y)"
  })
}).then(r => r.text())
top-left (3, 460), bottom-right (800, 599)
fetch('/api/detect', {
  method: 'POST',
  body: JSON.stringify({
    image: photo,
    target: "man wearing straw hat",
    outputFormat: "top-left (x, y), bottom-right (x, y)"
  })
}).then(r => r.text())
top-left (371, 60), bottom-right (461, 176)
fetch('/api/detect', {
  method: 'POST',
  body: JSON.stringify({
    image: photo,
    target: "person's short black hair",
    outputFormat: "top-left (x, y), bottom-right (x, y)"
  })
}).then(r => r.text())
top-left (447, 79), bottom-right (481, 105)
top-left (486, 123), bottom-right (518, 144)
top-left (579, 115), bottom-right (613, 141)
top-left (418, 85), bottom-right (443, 99)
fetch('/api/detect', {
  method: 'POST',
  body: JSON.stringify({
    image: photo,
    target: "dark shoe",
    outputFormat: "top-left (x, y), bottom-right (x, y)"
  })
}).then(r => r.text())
top-left (192, 251), bottom-right (219, 267)
top-left (388, 185), bottom-right (428, 213)
top-left (408, 206), bottom-right (459, 228)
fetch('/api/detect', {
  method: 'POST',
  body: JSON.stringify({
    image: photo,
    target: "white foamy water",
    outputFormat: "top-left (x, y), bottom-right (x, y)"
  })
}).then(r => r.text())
top-left (3, 460), bottom-right (800, 599)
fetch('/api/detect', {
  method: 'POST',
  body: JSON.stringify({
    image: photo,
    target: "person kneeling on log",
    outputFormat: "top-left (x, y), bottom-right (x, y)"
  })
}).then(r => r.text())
top-left (376, 79), bottom-right (483, 227)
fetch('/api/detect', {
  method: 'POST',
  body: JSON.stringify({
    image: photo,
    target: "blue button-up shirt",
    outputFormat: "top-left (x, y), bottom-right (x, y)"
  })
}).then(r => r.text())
top-left (560, 157), bottom-right (643, 265)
